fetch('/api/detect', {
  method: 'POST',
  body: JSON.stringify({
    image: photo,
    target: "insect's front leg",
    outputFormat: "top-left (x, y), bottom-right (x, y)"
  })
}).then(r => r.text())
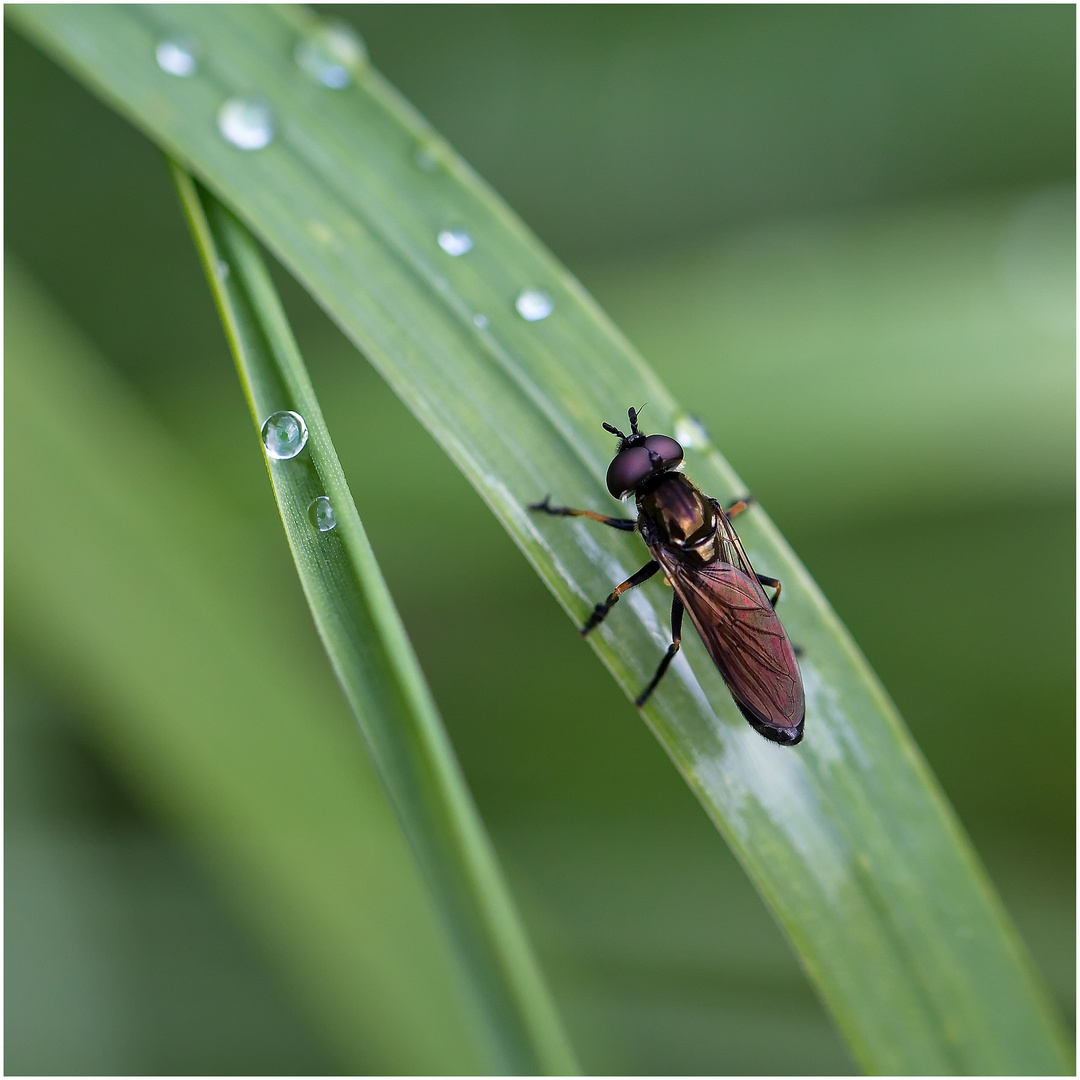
top-left (635, 593), bottom-right (684, 707)
top-left (581, 560), bottom-right (660, 635)
top-left (529, 495), bottom-right (637, 531)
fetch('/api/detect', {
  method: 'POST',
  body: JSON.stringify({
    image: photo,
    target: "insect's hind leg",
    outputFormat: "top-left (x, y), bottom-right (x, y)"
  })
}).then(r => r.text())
top-left (635, 594), bottom-right (684, 707)
top-left (581, 560), bottom-right (660, 635)
top-left (756, 573), bottom-right (782, 607)
top-left (529, 496), bottom-right (636, 531)
top-left (723, 494), bottom-right (756, 519)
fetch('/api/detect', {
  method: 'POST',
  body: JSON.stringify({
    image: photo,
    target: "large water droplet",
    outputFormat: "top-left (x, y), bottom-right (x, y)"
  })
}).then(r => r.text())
top-left (472, 313), bottom-right (490, 329)
top-left (437, 228), bottom-right (473, 256)
top-left (515, 289), bottom-right (554, 322)
top-left (308, 495), bottom-right (337, 532)
top-left (414, 142), bottom-right (441, 172)
top-left (674, 415), bottom-right (710, 449)
top-left (156, 38), bottom-right (197, 77)
top-left (261, 410), bottom-right (309, 459)
top-left (295, 20), bottom-right (367, 88)
top-left (218, 98), bottom-right (275, 151)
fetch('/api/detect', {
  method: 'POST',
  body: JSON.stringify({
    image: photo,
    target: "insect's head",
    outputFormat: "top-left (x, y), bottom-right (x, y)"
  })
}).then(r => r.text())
top-left (603, 406), bottom-right (684, 499)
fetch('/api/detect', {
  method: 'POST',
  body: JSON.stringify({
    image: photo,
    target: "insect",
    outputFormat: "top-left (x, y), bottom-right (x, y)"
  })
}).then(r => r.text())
top-left (530, 407), bottom-right (804, 745)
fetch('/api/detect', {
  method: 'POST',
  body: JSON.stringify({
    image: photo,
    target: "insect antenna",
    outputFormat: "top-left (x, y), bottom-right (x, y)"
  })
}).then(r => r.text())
top-left (603, 421), bottom-right (627, 440)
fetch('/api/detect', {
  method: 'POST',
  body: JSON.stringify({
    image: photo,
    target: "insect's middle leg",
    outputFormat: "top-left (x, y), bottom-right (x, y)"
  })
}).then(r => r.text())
top-left (756, 573), bottom-right (782, 607)
top-left (635, 593), bottom-right (684, 707)
top-left (581, 560), bottom-right (660, 635)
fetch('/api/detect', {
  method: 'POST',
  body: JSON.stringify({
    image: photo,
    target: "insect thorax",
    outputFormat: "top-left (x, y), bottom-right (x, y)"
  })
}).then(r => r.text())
top-left (638, 473), bottom-right (717, 555)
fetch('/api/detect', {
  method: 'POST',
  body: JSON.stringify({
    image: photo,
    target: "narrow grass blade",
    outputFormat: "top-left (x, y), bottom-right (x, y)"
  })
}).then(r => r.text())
top-left (170, 168), bottom-right (577, 1076)
top-left (10, 5), bottom-right (1072, 1072)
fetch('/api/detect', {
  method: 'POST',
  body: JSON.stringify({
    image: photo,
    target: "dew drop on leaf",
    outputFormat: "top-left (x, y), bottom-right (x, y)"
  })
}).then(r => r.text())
top-left (295, 21), bottom-right (367, 89)
top-left (261, 410), bottom-right (309, 459)
top-left (155, 38), bottom-right (197, 77)
top-left (515, 289), bottom-right (554, 322)
top-left (674, 415), bottom-right (710, 449)
top-left (218, 98), bottom-right (275, 151)
top-left (308, 495), bottom-right (337, 532)
top-left (437, 229), bottom-right (473, 256)
top-left (414, 142), bottom-right (441, 172)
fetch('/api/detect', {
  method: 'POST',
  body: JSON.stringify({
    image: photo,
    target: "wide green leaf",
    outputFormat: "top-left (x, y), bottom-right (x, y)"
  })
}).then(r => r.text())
top-left (10, 4), bottom-right (1070, 1072)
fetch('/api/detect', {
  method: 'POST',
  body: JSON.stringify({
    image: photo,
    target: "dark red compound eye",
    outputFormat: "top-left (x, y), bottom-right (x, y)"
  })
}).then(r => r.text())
top-left (605, 435), bottom-right (683, 498)
top-left (606, 447), bottom-right (653, 498)
top-left (642, 434), bottom-right (683, 467)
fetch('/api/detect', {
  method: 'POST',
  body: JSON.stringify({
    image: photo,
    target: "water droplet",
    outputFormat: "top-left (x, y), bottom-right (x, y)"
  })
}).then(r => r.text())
top-left (218, 98), bottom-right (275, 151)
top-left (472, 313), bottom-right (489, 329)
top-left (215, 259), bottom-right (230, 281)
top-left (261, 410), bottom-right (309, 460)
top-left (515, 289), bottom-right (553, 322)
top-left (156, 38), bottom-right (197, 77)
top-left (308, 495), bottom-right (337, 532)
top-left (674, 415), bottom-right (710, 449)
top-left (414, 142), bottom-right (441, 172)
top-left (437, 228), bottom-right (473, 257)
top-left (295, 20), bottom-right (367, 89)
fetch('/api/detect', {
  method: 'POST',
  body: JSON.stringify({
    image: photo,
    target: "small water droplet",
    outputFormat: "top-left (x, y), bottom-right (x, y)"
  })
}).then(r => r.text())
top-left (218, 98), bottom-right (275, 151)
top-left (308, 495), bottom-right (337, 532)
top-left (414, 142), bottom-right (441, 172)
top-left (515, 289), bottom-right (554, 322)
top-left (215, 259), bottom-right (230, 281)
top-left (295, 20), bottom-right (367, 88)
top-left (437, 228), bottom-right (473, 256)
top-left (674, 415), bottom-right (710, 449)
top-left (261, 410), bottom-right (309, 460)
top-left (156, 38), bottom-right (197, 77)
top-left (472, 313), bottom-right (489, 329)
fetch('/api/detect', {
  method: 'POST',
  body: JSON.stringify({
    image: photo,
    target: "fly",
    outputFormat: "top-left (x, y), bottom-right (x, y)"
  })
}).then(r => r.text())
top-left (530, 406), bottom-right (804, 745)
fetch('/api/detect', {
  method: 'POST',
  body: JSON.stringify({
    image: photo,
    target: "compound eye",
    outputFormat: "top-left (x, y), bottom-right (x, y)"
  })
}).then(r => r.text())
top-left (606, 446), bottom-right (654, 498)
top-left (642, 434), bottom-right (683, 467)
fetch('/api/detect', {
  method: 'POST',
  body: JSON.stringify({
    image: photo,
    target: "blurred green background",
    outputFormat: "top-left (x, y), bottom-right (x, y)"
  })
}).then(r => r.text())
top-left (5, 5), bottom-right (1074, 1074)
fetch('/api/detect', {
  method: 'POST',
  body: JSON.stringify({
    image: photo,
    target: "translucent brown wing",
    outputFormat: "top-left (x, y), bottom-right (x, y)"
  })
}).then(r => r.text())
top-left (655, 539), bottom-right (805, 745)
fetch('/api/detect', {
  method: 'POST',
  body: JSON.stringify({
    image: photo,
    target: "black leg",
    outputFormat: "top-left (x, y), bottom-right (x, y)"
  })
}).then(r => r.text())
top-left (581, 560), bottom-right (660, 635)
top-left (529, 495), bottom-right (636, 532)
top-left (756, 573), bottom-right (782, 607)
top-left (635, 594), bottom-right (684, 707)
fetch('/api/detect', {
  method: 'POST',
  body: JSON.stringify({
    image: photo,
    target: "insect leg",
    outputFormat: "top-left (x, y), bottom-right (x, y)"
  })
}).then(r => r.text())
top-left (529, 495), bottom-right (636, 531)
top-left (723, 494), bottom-right (756, 519)
top-left (756, 573), bottom-right (782, 607)
top-left (581, 560), bottom-right (660, 635)
top-left (635, 594), bottom-right (684, 707)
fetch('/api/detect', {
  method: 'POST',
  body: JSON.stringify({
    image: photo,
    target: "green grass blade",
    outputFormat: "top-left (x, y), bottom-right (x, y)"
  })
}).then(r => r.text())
top-left (169, 168), bottom-right (576, 1076)
top-left (10, 4), bottom-right (1071, 1073)
top-left (4, 255), bottom-right (484, 1074)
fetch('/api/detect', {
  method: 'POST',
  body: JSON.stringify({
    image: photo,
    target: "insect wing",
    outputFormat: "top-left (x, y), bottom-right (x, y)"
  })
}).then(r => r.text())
top-left (658, 547), bottom-right (805, 744)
